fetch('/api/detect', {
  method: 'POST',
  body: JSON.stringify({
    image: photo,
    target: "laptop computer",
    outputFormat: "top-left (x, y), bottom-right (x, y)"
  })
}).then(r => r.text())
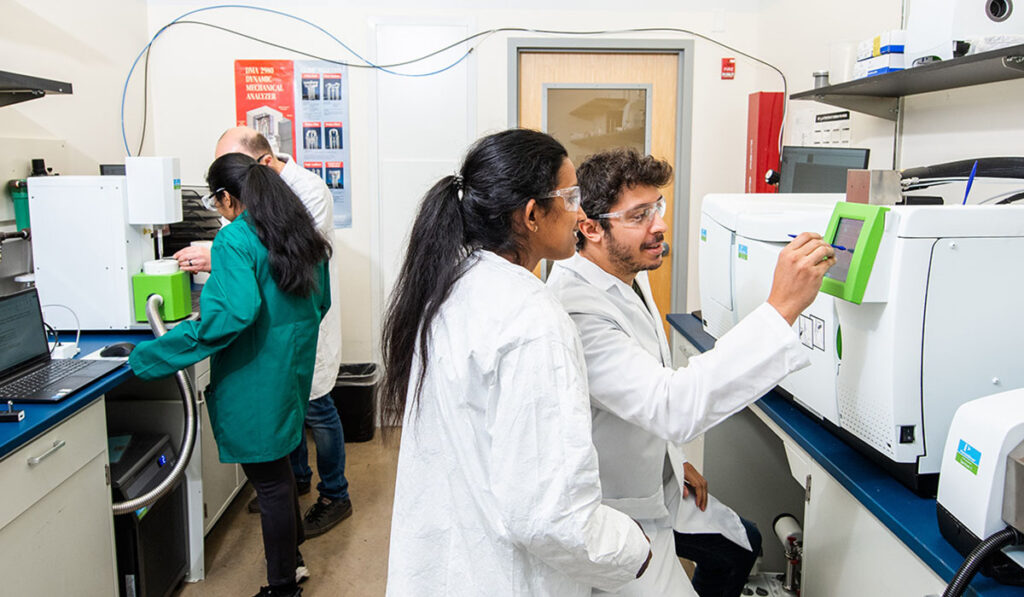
top-left (0, 288), bottom-right (124, 402)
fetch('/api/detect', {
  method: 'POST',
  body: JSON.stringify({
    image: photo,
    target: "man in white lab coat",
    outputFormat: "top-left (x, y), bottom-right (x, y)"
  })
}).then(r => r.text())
top-left (547, 148), bottom-right (835, 596)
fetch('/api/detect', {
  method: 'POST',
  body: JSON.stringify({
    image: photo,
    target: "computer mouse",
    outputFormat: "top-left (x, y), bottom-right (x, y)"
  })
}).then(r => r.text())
top-left (100, 342), bottom-right (136, 358)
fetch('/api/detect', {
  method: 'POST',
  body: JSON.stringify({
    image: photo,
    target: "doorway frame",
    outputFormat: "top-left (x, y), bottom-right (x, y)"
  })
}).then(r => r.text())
top-left (508, 37), bottom-right (695, 314)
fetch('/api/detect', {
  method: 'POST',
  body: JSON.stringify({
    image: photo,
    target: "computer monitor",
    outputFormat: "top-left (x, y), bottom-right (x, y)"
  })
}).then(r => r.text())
top-left (779, 146), bottom-right (870, 193)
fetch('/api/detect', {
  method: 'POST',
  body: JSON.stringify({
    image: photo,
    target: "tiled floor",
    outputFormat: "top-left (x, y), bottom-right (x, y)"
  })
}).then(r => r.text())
top-left (177, 431), bottom-right (400, 597)
top-left (176, 429), bottom-right (696, 597)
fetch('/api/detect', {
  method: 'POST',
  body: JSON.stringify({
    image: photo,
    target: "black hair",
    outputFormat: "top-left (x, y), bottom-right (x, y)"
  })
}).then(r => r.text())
top-left (575, 148), bottom-right (673, 249)
top-left (206, 152), bottom-right (331, 296)
top-left (380, 128), bottom-right (568, 428)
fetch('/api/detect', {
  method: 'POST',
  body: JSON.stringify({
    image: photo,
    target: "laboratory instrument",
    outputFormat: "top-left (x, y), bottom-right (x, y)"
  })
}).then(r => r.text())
top-left (936, 389), bottom-right (1024, 590)
top-left (110, 433), bottom-right (188, 597)
top-left (820, 202), bottom-right (1024, 494)
top-left (699, 193), bottom-right (844, 423)
top-left (26, 157), bottom-right (191, 330)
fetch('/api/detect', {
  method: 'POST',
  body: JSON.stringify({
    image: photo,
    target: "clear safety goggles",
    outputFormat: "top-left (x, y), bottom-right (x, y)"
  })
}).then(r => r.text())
top-left (542, 185), bottom-right (582, 212)
top-left (594, 196), bottom-right (666, 227)
top-left (201, 187), bottom-right (226, 211)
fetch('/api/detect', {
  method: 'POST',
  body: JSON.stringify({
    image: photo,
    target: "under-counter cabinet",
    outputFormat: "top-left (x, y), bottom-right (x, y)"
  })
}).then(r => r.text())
top-left (0, 398), bottom-right (118, 596)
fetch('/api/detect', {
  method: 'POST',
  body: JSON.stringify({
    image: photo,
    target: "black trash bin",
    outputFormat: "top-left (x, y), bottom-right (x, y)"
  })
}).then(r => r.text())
top-left (332, 363), bottom-right (379, 443)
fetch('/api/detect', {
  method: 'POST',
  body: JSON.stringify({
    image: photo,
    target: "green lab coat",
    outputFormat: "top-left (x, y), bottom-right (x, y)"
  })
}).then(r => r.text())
top-left (129, 212), bottom-right (330, 463)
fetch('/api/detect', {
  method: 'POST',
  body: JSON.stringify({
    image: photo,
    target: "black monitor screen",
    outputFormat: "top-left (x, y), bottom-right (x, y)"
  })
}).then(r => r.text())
top-left (779, 146), bottom-right (870, 193)
top-left (0, 290), bottom-right (49, 377)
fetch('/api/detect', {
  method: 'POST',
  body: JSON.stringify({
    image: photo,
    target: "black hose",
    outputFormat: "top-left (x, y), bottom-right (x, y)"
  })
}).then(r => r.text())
top-left (903, 157), bottom-right (1024, 182)
top-left (943, 527), bottom-right (1024, 597)
top-left (995, 191), bottom-right (1024, 205)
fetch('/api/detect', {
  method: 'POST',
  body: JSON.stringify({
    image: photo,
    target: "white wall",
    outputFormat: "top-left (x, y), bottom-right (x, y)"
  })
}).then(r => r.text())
top-left (0, 0), bottom-right (151, 179)
top-left (143, 1), bottom-right (778, 359)
top-left (8, 0), bottom-right (1014, 360)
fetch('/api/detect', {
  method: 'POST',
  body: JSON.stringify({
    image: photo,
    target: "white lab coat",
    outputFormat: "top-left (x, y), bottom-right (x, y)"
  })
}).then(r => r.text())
top-left (547, 253), bottom-right (810, 595)
top-left (278, 156), bottom-right (343, 400)
top-left (386, 251), bottom-right (650, 597)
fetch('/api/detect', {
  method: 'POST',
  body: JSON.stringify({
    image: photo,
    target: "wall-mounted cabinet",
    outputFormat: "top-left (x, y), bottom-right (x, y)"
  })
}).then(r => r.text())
top-left (791, 43), bottom-right (1024, 120)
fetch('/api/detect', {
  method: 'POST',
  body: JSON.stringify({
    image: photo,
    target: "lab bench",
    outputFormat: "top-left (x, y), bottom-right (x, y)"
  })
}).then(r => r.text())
top-left (0, 332), bottom-right (247, 594)
top-left (668, 312), bottom-right (1017, 597)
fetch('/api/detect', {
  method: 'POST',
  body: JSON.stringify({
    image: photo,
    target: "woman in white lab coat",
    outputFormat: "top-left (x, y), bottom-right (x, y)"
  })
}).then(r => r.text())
top-left (380, 129), bottom-right (652, 596)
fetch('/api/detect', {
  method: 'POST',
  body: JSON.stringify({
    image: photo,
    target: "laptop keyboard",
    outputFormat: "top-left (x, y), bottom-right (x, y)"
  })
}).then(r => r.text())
top-left (0, 359), bottom-right (92, 398)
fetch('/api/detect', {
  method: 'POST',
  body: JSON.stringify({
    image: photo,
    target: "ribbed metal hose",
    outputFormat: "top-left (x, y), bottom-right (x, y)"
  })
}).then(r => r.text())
top-left (942, 527), bottom-right (1024, 597)
top-left (112, 294), bottom-right (198, 516)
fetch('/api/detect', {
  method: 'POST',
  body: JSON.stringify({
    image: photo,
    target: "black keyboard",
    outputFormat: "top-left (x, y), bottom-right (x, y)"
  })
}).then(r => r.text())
top-left (0, 360), bottom-right (92, 398)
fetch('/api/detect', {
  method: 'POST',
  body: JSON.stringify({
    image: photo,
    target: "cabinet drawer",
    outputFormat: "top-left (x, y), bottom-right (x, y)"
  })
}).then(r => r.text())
top-left (0, 399), bottom-right (107, 529)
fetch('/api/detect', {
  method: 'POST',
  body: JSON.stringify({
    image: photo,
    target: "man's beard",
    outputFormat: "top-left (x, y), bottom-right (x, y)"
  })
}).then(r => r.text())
top-left (606, 229), bottom-right (664, 276)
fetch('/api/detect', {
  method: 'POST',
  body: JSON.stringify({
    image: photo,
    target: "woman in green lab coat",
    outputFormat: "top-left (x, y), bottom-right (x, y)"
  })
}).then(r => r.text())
top-left (129, 152), bottom-right (331, 597)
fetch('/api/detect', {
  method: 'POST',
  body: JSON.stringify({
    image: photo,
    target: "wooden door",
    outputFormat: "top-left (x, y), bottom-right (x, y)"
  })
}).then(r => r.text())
top-left (519, 51), bottom-right (680, 334)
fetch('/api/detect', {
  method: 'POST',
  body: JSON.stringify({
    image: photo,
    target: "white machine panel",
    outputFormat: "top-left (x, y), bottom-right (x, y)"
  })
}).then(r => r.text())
top-left (27, 176), bottom-right (152, 330)
top-left (698, 215), bottom-right (735, 338)
top-left (906, 0), bottom-right (1024, 65)
top-left (125, 156), bottom-right (182, 225)
top-left (835, 205), bottom-right (1024, 487)
top-left (938, 389), bottom-right (1024, 568)
top-left (921, 237), bottom-right (1024, 474)
top-left (699, 193), bottom-right (843, 422)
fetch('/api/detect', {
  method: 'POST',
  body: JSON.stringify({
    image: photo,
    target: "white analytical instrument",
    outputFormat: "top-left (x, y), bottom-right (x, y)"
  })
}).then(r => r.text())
top-left (699, 193), bottom-right (844, 424)
top-left (819, 202), bottom-right (1024, 494)
top-left (937, 389), bottom-right (1024, 585)
top-left (26, 157), bottom-right (184, 330)
top-left (699, 197), bottom-right (1024, 496)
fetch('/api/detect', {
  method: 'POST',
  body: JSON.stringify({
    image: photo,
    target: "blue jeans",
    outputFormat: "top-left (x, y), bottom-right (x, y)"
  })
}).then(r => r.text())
top-left (674, 516), bottom-right (762, 597)
top-left (289, 393), bottom-right (349, 501)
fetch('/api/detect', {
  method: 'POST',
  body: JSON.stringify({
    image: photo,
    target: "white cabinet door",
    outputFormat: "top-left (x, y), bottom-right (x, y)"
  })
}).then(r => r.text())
top-left (0, 400), bottom-right (117, 596)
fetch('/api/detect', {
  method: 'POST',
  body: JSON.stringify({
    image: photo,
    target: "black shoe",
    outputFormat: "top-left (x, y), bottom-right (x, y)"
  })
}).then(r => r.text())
top-left (302, 496), bottom-right (352, 538)
top-left (248, 481), bottom-right (312, 514)
top-left (252, 583), bottom-right (302, 597)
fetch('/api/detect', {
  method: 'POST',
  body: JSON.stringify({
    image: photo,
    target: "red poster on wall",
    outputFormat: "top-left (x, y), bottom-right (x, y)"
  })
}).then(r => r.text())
top-left (234, 60), bottom-right (296, 157)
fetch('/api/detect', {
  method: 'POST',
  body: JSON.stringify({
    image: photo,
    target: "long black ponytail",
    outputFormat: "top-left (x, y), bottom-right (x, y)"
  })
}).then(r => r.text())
top-left (206, 152), bottom-right (331, 296)
top-left (380, 129), bottom-right (568, 428)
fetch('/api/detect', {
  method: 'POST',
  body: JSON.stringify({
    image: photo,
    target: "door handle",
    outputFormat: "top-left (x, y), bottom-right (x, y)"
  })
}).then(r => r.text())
top-left (27, 439), bottom-right (66, 466)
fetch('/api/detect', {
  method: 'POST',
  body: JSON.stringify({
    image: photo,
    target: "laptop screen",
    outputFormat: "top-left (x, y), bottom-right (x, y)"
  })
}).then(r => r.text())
top-left (0, 289), bottom-right (51, 378)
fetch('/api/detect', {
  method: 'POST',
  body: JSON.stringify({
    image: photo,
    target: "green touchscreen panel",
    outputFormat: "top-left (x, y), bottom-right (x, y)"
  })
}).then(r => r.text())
top-left (819, 202), bottom-right (889, 304)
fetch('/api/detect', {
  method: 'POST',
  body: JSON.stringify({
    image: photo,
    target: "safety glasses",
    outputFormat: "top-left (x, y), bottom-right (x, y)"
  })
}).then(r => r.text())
top-left (542, 185), bottom-right (582, 212)
top-left (201, 187), bottom-right (226, 211)
top-left (594, 196), bottom-right (666, 227)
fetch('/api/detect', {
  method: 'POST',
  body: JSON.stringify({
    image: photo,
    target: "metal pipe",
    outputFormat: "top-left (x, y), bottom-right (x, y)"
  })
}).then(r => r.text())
top-left (112, 294), bottom-right (198, 516)
top-left (0, 229), bottom-right (30, 243)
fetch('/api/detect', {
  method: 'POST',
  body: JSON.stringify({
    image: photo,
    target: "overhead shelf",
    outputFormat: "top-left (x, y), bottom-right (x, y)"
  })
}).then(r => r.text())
top-left (790, 43), bottom-right (1024, 120)
top-left (0, 70), bottom-right (73, 108)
